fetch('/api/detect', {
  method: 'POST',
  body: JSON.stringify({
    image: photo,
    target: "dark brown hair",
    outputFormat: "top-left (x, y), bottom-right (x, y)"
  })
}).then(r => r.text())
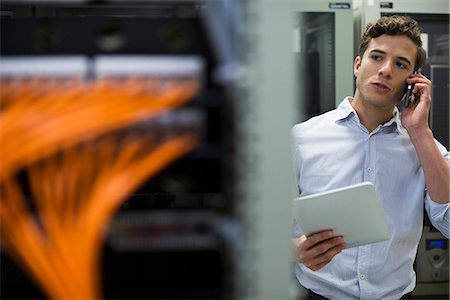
top-left (359, 15), bottom-right (427, 71)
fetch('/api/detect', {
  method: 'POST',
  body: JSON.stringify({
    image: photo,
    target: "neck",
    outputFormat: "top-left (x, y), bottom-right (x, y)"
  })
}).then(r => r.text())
top-left (350, 94), bottom-right (396, 133)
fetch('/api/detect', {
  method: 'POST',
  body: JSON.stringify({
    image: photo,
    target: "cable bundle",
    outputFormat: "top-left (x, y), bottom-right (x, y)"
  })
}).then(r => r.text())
top-left (0, 72), bottom-right (201, 299)
top-left (0, 76), bottom-right (199, 179)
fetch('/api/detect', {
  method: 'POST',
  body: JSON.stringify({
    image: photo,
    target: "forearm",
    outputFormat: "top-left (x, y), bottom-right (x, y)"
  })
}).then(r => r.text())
top-left (408, 127), bottom-right (450, 204)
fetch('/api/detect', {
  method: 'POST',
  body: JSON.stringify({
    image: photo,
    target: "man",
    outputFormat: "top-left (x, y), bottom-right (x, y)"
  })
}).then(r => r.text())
top-left (291, 15), bottom-right (449, 299)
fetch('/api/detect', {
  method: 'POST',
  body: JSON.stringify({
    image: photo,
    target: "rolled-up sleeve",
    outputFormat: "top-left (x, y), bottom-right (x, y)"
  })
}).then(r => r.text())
top-left (425, 196), bottom-right (449, 238)
top-left (425, 142), bottom-right (450, 238)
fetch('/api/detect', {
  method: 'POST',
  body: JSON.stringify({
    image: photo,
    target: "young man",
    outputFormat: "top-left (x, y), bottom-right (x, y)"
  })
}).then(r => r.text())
top-left (291, 15), bottom-right (449, 299)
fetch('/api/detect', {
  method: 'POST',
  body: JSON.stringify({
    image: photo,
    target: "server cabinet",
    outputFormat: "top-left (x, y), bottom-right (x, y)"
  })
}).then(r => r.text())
top-left (292, 0), bottom-right (354, 122)
top-left (0, 1), bottom-right (298, 299)
top-left (0, 1), bottom-right (239, 299)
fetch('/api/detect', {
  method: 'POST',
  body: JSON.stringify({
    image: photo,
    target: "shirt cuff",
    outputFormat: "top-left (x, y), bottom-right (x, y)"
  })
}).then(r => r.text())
top-left (426, 194), bottom-right (450, 238)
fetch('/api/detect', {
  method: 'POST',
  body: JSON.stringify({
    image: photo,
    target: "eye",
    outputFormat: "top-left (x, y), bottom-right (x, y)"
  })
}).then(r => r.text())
top-left (371, 54), bottom-right (382, 61)
top-left (396, 61), bottom-right (408, 69)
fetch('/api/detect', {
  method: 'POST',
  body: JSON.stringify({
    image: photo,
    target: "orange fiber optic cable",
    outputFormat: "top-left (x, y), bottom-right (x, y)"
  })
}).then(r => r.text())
top-left (0, 74), bottom-right (201, 299)
top-left (0, 77), bottom-right (199, 179)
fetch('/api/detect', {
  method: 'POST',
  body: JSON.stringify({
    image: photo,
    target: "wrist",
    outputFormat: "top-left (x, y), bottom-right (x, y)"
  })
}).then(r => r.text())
top-left (406, 126), bottom-right (433, 142)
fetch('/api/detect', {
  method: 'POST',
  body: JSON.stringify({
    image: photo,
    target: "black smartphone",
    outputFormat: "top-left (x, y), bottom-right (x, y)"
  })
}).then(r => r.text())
top-left (404, 70), bottom-right (420, 106)
top-left (405, 82), bottom-right (414, 106)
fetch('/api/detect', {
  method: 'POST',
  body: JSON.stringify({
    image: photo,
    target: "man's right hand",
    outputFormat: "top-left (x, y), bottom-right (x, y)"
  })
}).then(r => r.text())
top-left (292, 230), bottom-right (346, 271)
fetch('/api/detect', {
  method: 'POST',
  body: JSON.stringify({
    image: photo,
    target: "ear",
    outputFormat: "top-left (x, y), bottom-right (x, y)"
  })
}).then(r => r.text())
top-left (354, 56), bottom-right (361, 77)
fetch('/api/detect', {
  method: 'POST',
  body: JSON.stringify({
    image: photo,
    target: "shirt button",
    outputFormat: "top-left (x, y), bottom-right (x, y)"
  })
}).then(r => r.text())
top-left (359, 273), bottom-right (366, 280)
top-left (367, 167), bottom-right (372, 173)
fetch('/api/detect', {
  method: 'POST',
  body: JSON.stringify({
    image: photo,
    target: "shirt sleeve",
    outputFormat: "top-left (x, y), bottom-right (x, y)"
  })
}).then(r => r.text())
top-left (291, 125), bottom-right (302, 195)
top-left (424, 140), bottom-right (450, 238)
top-left (291, 125), bottom-right (305, 238)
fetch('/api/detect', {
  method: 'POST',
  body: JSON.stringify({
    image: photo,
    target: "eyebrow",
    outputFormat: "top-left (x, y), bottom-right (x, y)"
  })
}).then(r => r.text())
top-left (370, 49), bottom-right (412, 67)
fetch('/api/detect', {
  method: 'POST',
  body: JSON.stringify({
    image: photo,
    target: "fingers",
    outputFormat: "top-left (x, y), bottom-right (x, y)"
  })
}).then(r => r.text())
top-left (302, 230), bottom-right (334, 249)
top-left (406, 72), bottom-right (431, 94)
top-left (413, 82), bottom-right (431, 99)
top-left (293, 230), bottom-right (346, 271)
top-left (305, 242), bottom-right (345, 271)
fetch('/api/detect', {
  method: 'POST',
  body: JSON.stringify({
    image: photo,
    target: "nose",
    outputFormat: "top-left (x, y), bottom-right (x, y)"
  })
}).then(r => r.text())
top-left (378, 61), bottom-right (392, 78)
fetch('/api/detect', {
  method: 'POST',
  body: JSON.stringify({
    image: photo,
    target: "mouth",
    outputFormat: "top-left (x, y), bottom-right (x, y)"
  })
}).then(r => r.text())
top-left (371, 82), bottom-right (391, 92)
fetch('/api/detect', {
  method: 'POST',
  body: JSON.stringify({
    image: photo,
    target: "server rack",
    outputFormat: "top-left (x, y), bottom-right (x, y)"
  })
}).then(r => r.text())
top-left (0, 1), bottom-right (239, 299)
top-left (0, 1), bottom-right (298, 299)
top-left (292, 0), bottom-right (354, 122)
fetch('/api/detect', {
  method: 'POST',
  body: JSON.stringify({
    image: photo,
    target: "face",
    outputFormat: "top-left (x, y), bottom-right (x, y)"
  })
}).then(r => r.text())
top-left (354, 34), bottom-right (417, 109)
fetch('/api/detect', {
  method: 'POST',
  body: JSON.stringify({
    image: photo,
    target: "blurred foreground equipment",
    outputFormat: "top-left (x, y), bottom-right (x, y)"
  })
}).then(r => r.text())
top-left (0, 56), bottom-right (202, 299)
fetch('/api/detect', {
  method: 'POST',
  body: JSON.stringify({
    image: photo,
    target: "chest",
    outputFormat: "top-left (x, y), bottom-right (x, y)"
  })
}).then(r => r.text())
top-left (296, 128), bottom-right (422, 191)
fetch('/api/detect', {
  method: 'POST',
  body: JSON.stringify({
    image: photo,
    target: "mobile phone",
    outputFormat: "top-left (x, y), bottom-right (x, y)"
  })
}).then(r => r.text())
top-left (405, 82), bottom-right (414, 106)
top-left (404, 70), bottom-right (420, 106)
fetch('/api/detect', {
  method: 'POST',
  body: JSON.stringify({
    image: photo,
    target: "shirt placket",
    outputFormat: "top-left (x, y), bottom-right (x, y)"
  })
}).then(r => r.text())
top-left (357, 245), bottom-right (372, 299)
top-left (363, 133), bottom-right (377, 182)
top-left (358, 131), bottom-right (377, 299)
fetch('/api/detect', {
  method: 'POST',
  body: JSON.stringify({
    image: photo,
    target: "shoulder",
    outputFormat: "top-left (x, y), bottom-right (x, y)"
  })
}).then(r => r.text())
top-left (292, 109), bottom-right (339, 138)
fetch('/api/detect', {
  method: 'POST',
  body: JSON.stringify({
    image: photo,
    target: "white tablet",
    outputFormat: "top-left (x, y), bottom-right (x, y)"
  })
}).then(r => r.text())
top-left (292, 182), bottom-right (391, 248)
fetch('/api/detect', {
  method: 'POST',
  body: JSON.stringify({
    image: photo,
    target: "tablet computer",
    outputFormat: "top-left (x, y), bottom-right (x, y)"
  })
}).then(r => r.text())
top-left (292, 182), bottom-right (391, 248)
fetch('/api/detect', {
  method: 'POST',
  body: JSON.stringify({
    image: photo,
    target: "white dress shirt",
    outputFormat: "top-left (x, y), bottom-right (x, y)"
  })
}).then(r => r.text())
top-left (292, 97), bottom-right (449, 300)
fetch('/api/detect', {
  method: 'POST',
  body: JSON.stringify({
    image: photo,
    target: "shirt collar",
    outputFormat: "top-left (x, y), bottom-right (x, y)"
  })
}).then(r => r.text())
top-left (335, 97), bottom-right (406, 135)
top-left (385, 107), bottom-right (406, 134)
top-left (335, 97), bottom-right (357, 121)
